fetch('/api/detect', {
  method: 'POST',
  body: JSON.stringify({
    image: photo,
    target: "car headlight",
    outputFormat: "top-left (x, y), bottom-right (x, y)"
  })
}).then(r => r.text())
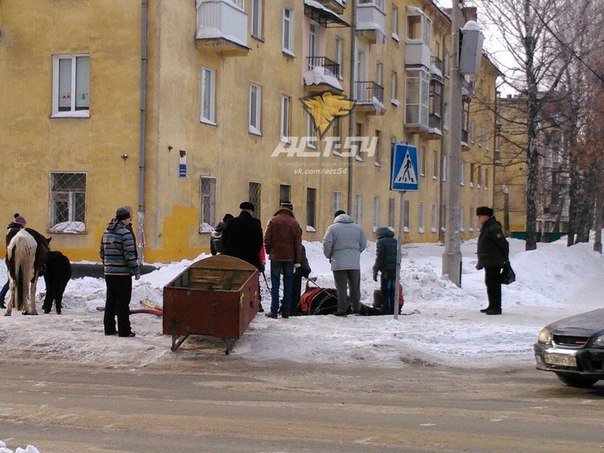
top-left (593, 335), bottom-right (604, 348)
top-left (538, 327), bottom-right (552, 344)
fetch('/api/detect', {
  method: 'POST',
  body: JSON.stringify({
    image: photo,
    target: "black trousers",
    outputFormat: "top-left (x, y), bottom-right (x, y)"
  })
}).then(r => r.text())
top-left (104, 275), bottom-right (133, 336)
top-left (484, 266), bottom-right (502, 311)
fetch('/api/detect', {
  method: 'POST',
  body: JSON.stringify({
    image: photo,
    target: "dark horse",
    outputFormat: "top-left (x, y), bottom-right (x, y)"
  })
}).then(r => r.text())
top-left (5, 227), bottom-right (50, 315)
top-left (42, 250), bottom-right (72, 315)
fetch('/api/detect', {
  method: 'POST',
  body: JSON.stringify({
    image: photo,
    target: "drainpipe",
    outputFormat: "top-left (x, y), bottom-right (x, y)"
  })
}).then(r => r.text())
top-left (347, 0), bottom-right (357, 213)
top-left (138, 0), bottom-right (149, 263)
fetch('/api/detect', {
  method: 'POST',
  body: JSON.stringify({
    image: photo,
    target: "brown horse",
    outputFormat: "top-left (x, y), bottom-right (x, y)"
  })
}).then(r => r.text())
top-left (5, 228), bottom-right (50, 315)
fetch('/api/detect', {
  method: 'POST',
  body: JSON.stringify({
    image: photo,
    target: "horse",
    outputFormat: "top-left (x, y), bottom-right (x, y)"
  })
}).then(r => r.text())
top-left (5, 228), bottom-right (50, 316)
top-left (42, 250), bottom-right (72, 315)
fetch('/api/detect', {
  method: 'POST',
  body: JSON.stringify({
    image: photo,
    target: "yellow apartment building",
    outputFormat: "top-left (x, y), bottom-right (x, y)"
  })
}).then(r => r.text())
top-left (0, 0), bottom-right (499, 263)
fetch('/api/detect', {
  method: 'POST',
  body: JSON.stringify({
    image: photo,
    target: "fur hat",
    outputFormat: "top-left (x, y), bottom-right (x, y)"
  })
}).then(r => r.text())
top-left (115, 207), bottom-right (131, 221)
top-left (476, 206), bottom-right (494, 217)
top-left (280, 201), bottom-right (293, 211)
top-left (239, 201), bottom-right (255, 212)
top-left (13, 213), bottom-right (26, 226)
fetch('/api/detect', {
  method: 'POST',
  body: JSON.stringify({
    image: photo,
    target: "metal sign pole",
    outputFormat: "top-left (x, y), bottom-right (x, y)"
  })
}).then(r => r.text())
top-left (393, 190), bottom-right (405, 321)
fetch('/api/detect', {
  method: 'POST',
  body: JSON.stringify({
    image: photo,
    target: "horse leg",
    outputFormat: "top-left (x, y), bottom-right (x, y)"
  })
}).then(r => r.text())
top-left (28, 276), bottom-right (39, 315)
top-left (5, 280), bottom-right (14, 316)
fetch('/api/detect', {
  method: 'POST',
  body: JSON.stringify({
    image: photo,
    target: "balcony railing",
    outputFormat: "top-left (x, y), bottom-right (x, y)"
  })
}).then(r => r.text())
top-left (431, 56), bottom-right (444, 76)
top-left (355, 81), bottom-right (384, 103)
top-left (429, 113), bottom-right (442, 131)
top-left (307, 56), bottom-right (340, 77)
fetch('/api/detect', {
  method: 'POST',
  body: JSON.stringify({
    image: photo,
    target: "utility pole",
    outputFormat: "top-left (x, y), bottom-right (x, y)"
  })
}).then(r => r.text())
top-left (347, 1), bottom-right (357, 213)
top-left (441, 1), bottom-right (464, 287)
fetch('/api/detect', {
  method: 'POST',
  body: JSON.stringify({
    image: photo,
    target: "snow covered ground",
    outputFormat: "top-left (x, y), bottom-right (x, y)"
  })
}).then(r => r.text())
top-left (0, 236), bottom-right (602, 371)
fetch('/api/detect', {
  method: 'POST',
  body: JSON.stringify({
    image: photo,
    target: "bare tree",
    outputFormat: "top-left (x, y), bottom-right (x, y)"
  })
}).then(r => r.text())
top-left (478, 0), bottom-right (582, 250)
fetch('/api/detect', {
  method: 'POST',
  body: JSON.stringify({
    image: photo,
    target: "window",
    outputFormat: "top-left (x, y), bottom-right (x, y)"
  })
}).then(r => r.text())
top-left (200, 177), bottom-right (216, 231)
top-left (443, 102), bottom-right (449, 130)
top-left (478, 124), bottom-right (483, 147)
top-left (460, 206), bottom-right (465, 232)
top-left (376, 61), bottom-right (383, 87)
top-left (282, 8), bottom-right (294, 55)
top-left (391, 71), bottom-right (398, 105)
top-left (407, 9), bottom-right (431, 45)
top-left (477, 165), bottom-right (482, 187)
top-left (249, 181), bottom-right (261, 220)
top-left (405, 68), bottom-right (430, 127)
top-left (50, 172), bottom-right (86, 231)
top-left (470, 121), bottom-right (475, 143)
top-left (307, 188), bottom-right (316, 228)
top-left (280, 95), bottom-right (291, 141)
top-left (484, 168), bottom-right (489, 189)
top-left (460, 161), bottom-right (465, 185)
top-left (469, 206), bottom-right (474, 231)
top-left (307, 112), bottom-right (317, 148)
top-left (470, 163), bottom-right (475, 187)
top-left (373, 196), bottom-right (380, 228)
top-left (201, 67), bottom-right (216, 124)
top-left (355, 194), bottom-right (362, 224)
top-left (374, 130), bottom-right (382, 165)
top-left (403, 200), bottom-right (410, 230)
top-left (420, 146), bottom-right (426, 176)
top-left (332, 117), bottom-right (341, 141)
top-left (249, 83), bottom-right (262, 135)
top-left (418, 202), bottom-right (425, 232)
top-left (335, 37), bottom-right (344, 78)
top-left (391, 5), bottom-right (399, 40)
top-left (442, 154), bottom-right (447, 181)
top-left (308, 23), bottom-right (318, 58)
top-left (52, 54), bottom-right (90, 117)
top-left (430, 81), bottom-right (443, 119)
top-left (432, 150), bottom-right (438, 179)
top-left (251, 0), bottom-right (263, 39)
top-left (431, 202), bottom-right (437, 232)
top-left (279, 184), bottom-right (291, 205)
top-left (388, 198), bottom-right (395, 228)
top-left (332, 191), bottom-right (342, 215)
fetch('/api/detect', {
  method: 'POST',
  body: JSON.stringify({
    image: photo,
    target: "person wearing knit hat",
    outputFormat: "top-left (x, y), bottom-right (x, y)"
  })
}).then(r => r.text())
top-left (13, 213), bottom-right (27, 226)
top-left (1, 213), bottom-right (28, 308)
top-left (100, 207), bottom-right (140, 337)
top-left (280, 201), bottom-right (293, 211)
top-left (239, 201), bottom-right (255, 212)
top-left (476, 206), bottom-right (509, 315)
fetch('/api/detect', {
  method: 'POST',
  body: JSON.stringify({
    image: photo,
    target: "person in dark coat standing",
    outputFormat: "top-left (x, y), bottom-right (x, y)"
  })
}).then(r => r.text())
top-left (210, 213), bottom-right (234, 255)
top-left (476, 206), bottom-right (509, 315)
top-left (100, 207), bottom-right (140, 337)
top-left (372, 226), bottom-right (398, 315)
top-left (222, 202), bottom-right (265, 312)
top-left (264, 201), bottom-right (302, 319)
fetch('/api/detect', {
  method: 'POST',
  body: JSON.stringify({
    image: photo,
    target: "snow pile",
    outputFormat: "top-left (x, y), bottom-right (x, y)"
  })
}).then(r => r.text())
top-left (0, 236), bottom-right (602, 369)
top-left (0, 440), bottom-right (39, 453)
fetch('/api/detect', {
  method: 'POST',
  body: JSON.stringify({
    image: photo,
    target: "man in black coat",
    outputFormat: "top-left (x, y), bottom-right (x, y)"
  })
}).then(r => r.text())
top-left (476, 206), bottom-right (509, 315)
top-left (222, 202), bottom-right (265, 311)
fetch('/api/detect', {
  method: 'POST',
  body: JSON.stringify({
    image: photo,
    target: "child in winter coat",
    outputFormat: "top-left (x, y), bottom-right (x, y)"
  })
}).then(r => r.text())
top-left (210, 213), bottom-right (233, 255)
top-left (372, 227), bottom-right (398, 314)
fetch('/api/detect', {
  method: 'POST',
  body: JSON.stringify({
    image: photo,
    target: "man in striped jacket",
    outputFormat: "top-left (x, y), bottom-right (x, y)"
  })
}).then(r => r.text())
top-left (100, 207), bottom-right (140, 337)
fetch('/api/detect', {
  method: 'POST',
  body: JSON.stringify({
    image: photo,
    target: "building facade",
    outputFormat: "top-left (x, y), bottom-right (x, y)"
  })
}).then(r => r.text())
top-left (0, 0), bottom-right (498, 262)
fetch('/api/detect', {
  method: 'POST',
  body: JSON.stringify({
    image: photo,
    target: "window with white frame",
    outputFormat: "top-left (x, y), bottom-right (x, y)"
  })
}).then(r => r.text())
top-left (388, 198), bottom-right (395, 228)
top-left (280, 95), bottom-right (291, 142)
top-left (484, 167), bottom-right (489, 189)
top-left (477, 164), bottom-right (482, 187)
top-left (373, 196), bottom-right (380, 228)
top-left (251, 0), bottom-right (263, 39)
top-left (460, 161), bottom-right (465, 185)
top-left (332, 191), bottom-right (342, 215)
top-left (200, 67), bottom-right (216, 124)
top-left (307, 188), bottom-right (317, 228)
top-left (460, 206), bottom-right (465, 231)
top-left (249, 83), bottom-right (262, 135)
top-left (432, 149), bottom-right (438, 179)
top-left (469, 206), bottom-right (474, 231)
top-left (418, 201), bottom-right (425, 232)
top-left (391, 71), bottom-right (399, 105)
top-left (403, 199), bottom-right (410, 230)
top-left (442, 154), bottom-right (447, 181)
top-left (405, 68), bottom-right (430, 128)
top-left (470, 163), bottom-right (475, 186)
top-left (431, 202), bottom-right (437, 232)
top-left (407, 8), bottom-right (431, 45)
top-left (355, 194), bottom-right (362, 224)
top-left (307, 112), bottom-right (317, 148)
top-left (52, 54), bottom-right (90, 117)
top-left (335, 37), bottom-right (344, 78)
top-left (50, 172), bottom-right (86, 232)
top-left (376, 61), bottom-right (383, 87)
top-left (282, 8), bottom-right (294, 55)
top-left (420, 146), bottom-right (426, 176)
top-left (391, 5), bottom-right (399, 40)
top-left (374, 130), bottom-right (382, 165)
top-left (200, 177), bottom-right (216, 231)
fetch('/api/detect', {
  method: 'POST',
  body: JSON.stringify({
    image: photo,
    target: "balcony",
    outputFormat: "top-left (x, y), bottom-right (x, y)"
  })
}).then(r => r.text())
top-left (405, 6), bottom-right (432, 68)
top-left (427, 113), bottom-right (443, 139)
top-left (313, 0), bottom-right (347, 14)
top-left (304, 0), bottom-right (349, 26)
top-left (196, 0), bottom-right (250, 57)
top-left (354, 81), bottom-right (385, 115)
top-left (356, 0), bottom-right (386, 44)
top-left (430, 56), bottom-right (444, 80)
top-left (304, 56), bottom-right (343, 92)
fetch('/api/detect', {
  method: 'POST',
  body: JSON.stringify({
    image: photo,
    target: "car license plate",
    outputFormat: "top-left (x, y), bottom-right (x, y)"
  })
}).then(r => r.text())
top-left (544, 353), bottom-right (576, 367)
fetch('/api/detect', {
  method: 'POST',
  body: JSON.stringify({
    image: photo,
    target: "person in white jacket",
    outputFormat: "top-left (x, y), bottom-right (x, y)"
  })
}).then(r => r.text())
top-left (322, 213), bottom-right (367, 316)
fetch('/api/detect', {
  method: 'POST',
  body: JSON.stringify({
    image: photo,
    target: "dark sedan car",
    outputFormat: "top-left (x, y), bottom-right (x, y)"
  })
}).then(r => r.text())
top-left (534, 308), bottom-right (604, 387)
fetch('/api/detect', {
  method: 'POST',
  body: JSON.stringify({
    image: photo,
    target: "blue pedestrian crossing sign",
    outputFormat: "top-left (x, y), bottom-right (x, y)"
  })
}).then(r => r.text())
top-left (391, 144), bottom-right (419, 191)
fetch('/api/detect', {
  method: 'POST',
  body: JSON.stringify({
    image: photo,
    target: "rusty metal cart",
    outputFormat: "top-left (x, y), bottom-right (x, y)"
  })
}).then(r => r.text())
top-left (162, 255), bottom-right (260, 354)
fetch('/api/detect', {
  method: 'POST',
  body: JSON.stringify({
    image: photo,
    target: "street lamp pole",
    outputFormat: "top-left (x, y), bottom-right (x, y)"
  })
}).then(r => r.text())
top-left (441, 1), bottom-right (465, 287)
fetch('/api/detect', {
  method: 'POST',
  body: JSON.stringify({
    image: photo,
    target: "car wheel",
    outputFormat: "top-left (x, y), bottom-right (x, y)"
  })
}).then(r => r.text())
top-left (555, 373), bottom-right (599, 388)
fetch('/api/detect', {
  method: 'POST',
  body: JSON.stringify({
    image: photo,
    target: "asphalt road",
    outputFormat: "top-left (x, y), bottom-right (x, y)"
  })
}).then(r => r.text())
top-left (0, 359), bottom-right (603, 452)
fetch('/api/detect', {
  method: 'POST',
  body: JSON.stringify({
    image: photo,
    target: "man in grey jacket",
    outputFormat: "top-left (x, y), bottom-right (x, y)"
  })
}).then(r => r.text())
top-left (323, 212), bottom-right (367, 316)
